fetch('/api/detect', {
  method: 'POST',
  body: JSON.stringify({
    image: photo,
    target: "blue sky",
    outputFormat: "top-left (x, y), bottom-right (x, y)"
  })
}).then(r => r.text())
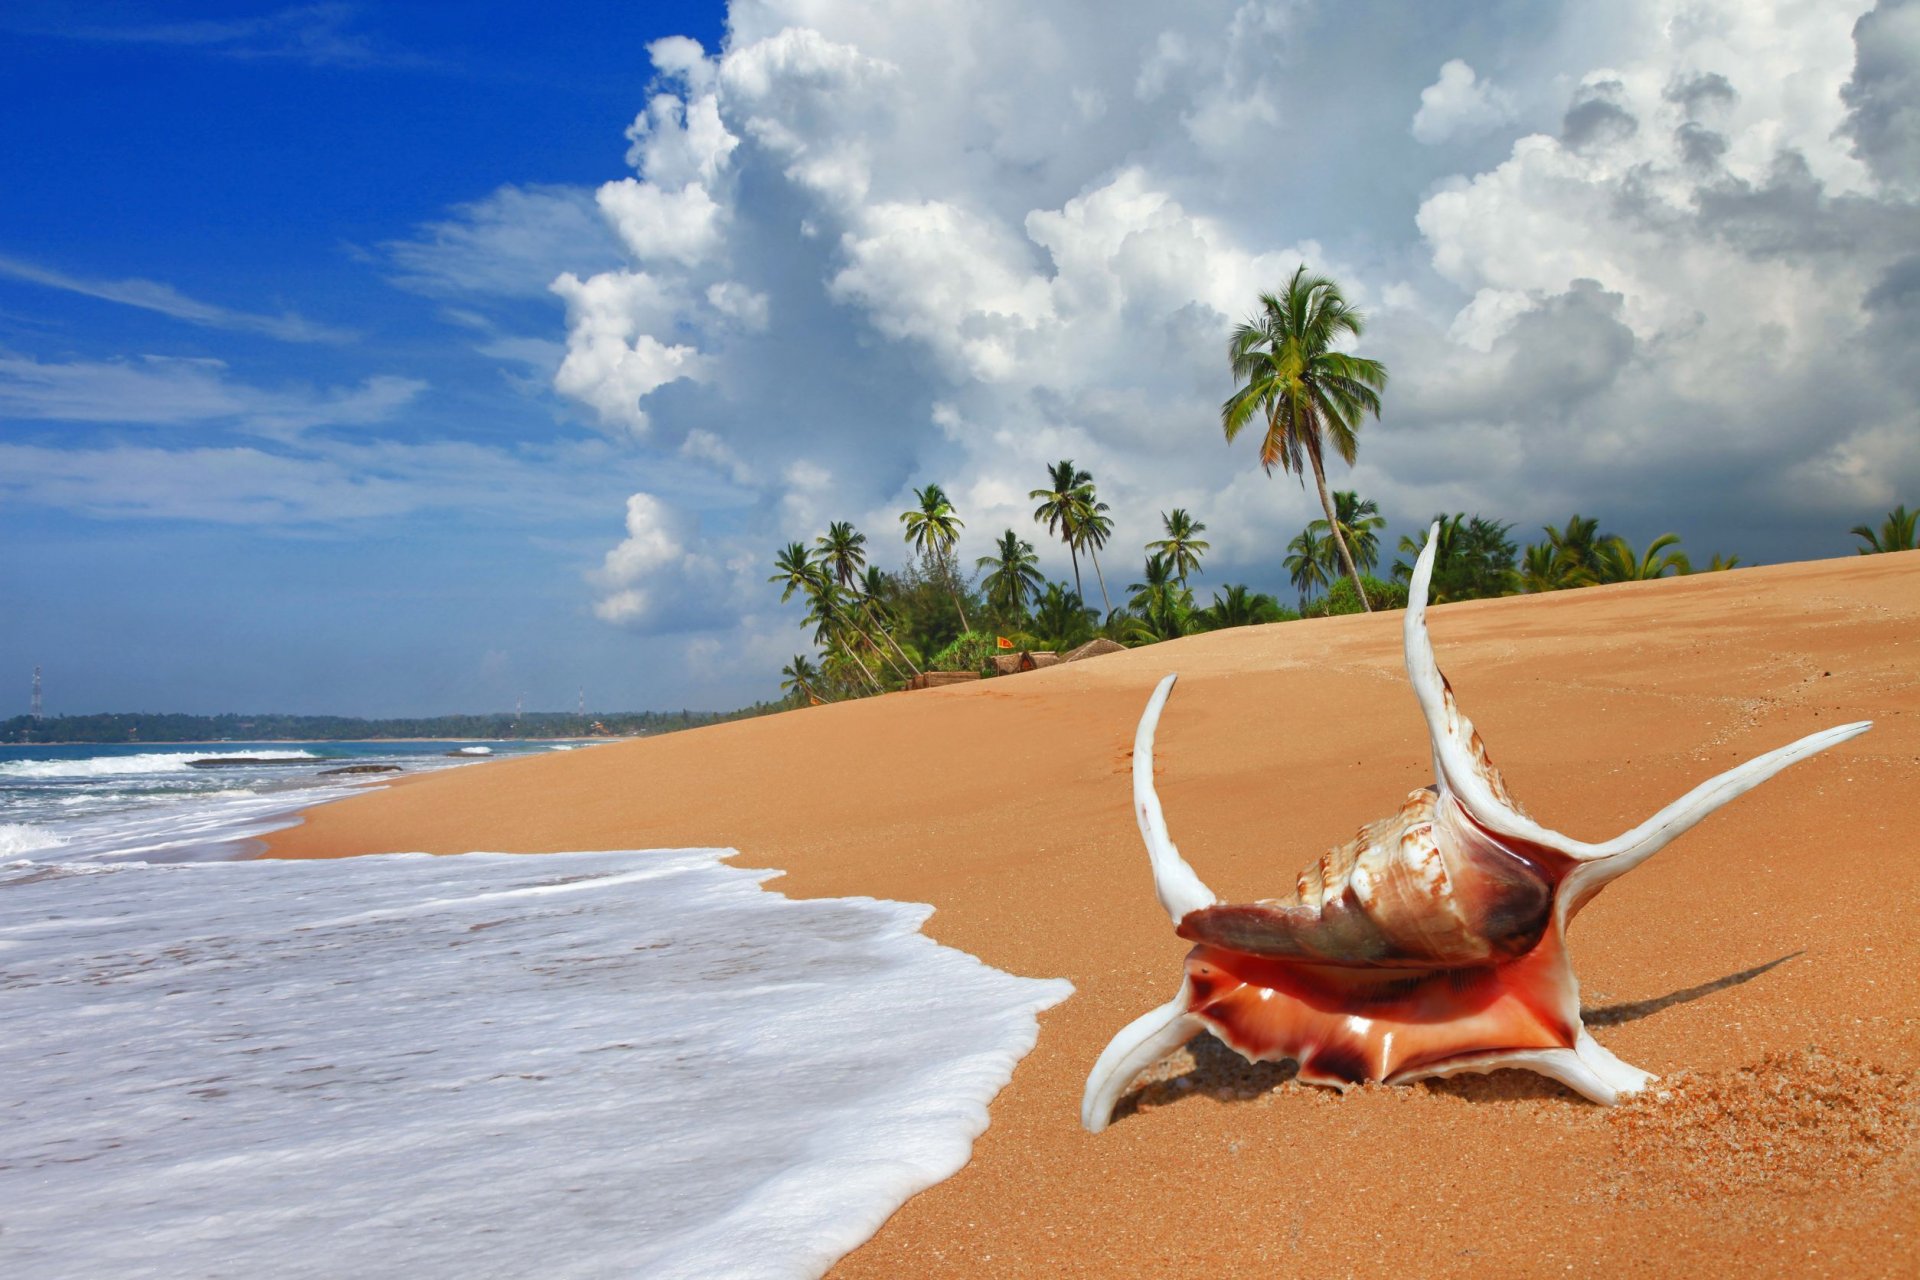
top-left (3, 1), bottom-right (1915, 716)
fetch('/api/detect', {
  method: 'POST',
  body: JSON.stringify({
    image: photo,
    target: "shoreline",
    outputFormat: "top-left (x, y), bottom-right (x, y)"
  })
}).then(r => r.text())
top-left (0, 738), bottom-right (620, 747)
top-left (263, 553), bottom-right (1920, 1276)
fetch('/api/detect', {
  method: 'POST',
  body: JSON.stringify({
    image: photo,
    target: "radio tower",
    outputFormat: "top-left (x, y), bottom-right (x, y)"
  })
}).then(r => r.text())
top-left (30, 666), bottom-right (42, 722)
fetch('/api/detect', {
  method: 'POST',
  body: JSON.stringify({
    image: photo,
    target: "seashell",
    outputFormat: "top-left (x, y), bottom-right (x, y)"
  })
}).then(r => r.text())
top-left (1081, 522), bottom-right (1872, 1132)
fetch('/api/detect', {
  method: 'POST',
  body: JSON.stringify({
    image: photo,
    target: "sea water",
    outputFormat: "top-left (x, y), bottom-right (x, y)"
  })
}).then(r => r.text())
top-left (0, 740), bottom-right (569, 862)
top-left (0, 751), bottom-right (1072, 1278)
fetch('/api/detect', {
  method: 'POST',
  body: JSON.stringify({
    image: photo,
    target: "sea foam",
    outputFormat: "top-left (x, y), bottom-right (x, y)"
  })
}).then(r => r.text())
top-left (0, 750), bottom-right (318, 779)
top-left (0, 823), bottom-right (64, 855)
top-left (0, 848), bottom-right (1071, 1278)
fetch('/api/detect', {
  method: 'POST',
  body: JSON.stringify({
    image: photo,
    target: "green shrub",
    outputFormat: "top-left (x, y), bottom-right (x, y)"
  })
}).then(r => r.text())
top-left (928, 630), bottom-right (999, 673)
top-left (1304, 575), bottom-right (1408, 617)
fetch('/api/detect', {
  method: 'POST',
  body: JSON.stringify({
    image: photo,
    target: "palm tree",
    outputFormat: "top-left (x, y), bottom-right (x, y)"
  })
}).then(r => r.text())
top-left (818, 521), bottom-right (917, 678)
top-left (976, 529), bottom-right (1045, 621)
top-left (1029, 581), bottom-right (1098, 650)
top-left (1852, 504), bottom-right (1918, 553)
top-left (801, 576), bottom-right (883, 693)
top-left (770, 541), bottom-right (825, 605)
top-left (1148, 508), bottom-right (1211, 586)
top-left (1308, 491), bottom-right (1384, 574)
top-left (780, 654), bottom-right (821, 704)
top-left (1073, 482), bottom-right (1116, 616)
top-left (1198, 583), bottom-right (1288, 629)
top-left (1543, 514), bottom-right (1608, 584)
top-left (1222, 265), bottom-right (1389, 610)
top-left (1284, 526), bottom-right (1329, 604)
top-left (900, 483), bottom-right (971, 632)
top-left (1393, 513), bottom-right (1517, 601)
top-left (1518, 541), bottom-right (1580, 593)
top-left (1700, 552), bottom-right (1741, 571)
top-left (1595, 533), bottom-right (1690, 582)
top-left (1030, 460), bottom-right (1116, 613)
top-left (1030, 460), bottom-right (1090, 599)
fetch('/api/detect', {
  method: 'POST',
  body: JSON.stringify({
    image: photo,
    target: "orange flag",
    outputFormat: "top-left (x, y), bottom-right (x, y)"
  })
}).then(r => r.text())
top-left (996, 636), bottom-right (1015, 649)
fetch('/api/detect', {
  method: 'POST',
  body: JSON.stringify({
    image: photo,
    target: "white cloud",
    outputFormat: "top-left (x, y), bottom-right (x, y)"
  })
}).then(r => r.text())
top-left (0, 353), bottom-right (422, 433)
top-left (1411, 60), bottom-right (1516, 144)
top-left (527, 0), bottom-right (1919, 672)
top-left (549, 271), bottom-right (706, 437)
top-left (597, 179), bottom-right (727, 267)
top-left (589, 492), bottom-right (747, 630)
top-left (0, 255), bottom-right (354, 342)
top-left (381, 184), bottom-right (624, 299)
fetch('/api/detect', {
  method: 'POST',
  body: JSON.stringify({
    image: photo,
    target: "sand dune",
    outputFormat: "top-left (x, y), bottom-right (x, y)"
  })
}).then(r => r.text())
top-left (266, 551), bottom-right (1920, 1277)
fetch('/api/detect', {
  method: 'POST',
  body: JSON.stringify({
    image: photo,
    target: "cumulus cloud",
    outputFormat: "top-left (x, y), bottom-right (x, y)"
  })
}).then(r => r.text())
top-left (590, 492), bottom-right (749, 630)
top-left (509, 0), bottom-right (1920, 689)
top-left (1842, 0), bottom-right (1920, 191)
top-left (1411, 60), bottom-right (1516, 144)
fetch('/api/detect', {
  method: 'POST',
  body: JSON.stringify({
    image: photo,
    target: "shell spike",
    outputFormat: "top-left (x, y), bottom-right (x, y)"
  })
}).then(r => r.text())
top-left (1134, 674), bottom-right (1216, 924)
top-left (1563, 716), bottom-right (1874, 901)
top-left (1404, 521), bottom-right (1569, 849)
top-left (1080, 984), bottom-right (1201, 1133)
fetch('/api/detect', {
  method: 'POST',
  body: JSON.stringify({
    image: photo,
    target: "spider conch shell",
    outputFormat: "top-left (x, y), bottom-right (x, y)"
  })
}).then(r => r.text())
top-left (1081, 522), bottom-right (1873, 1132)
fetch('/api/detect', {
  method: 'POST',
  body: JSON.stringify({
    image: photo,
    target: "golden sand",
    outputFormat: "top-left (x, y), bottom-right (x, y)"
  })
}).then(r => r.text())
top-left (265, 550), bottom-right (1920, 1277)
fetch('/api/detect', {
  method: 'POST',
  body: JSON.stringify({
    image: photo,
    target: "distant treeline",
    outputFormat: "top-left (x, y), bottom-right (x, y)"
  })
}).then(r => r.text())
top-left (0, 706), bottom-right (785, 745)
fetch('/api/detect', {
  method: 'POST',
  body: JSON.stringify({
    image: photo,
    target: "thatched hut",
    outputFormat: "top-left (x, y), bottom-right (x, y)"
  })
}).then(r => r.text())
top-left (990, 650), bottom-right (1061, 676)
top-left (1062, 637), bottom-right (1126, 663)
top-left (907, 671), bottom-right (983, 690)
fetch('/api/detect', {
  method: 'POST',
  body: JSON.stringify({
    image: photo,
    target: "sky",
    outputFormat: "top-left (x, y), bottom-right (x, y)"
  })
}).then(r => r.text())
top-left (2, 0), bottom-right (1915, 717)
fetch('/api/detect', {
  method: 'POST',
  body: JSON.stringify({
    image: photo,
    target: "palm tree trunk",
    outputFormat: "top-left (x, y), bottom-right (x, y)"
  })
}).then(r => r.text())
top-left (947, 583), bottom-right (972, 634)
top-left (863, 601), bottom-right (921, 676)
top-left (837, 600), bottom-right (909, 681)
top-left (1087, 545), bottom-right (1113, 615)
top-left (1067, 544), bottom-right (1083, 600)
top-left (1311, 456), bottom-right (1370, 612)
top-left (835, 631), bottom-right (884, 693)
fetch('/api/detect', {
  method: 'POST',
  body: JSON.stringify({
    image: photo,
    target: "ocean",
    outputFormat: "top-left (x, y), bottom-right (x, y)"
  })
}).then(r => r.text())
top-left (0, 744), bottom-right (1071, 1278)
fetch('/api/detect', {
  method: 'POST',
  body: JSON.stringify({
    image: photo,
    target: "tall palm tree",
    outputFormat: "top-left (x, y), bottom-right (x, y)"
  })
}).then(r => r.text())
top-left (817, 520), bottom-right (917, 678)
top-left (1222, 265), bottom-right (1389, 610)
top-left (1595, 532), bottom-right (1690, 582)
top-left (1072, 481), bottom-right (1116, 616)
top-left (770, 542), bottom-right (826, 605)
top-left (1852, 504), bottom-right (1918, 553)
top-left (900, 483), bottom-right (971, 632)
top-left (1284, 526), bottom-right (1329, 604)
top-left (976, 529), bottom-right (1045, 621)
top-left (780, 654), bottom-right (821, 704)
top-left (1148, 508), bottom-right (1211, 586)
top-left (1309, 491), bottom-right (1384, 574)
top-left (1030, 460), bottom-right (1090, 600)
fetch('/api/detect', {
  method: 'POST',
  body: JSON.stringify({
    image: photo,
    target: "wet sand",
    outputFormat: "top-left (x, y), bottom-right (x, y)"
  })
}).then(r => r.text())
top-left (265, 551), bottom-right (1920, 1277)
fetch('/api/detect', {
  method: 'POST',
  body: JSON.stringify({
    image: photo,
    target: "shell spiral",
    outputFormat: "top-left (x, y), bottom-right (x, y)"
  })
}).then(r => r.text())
top-left (1174, 787), bottom-right (1561, 968)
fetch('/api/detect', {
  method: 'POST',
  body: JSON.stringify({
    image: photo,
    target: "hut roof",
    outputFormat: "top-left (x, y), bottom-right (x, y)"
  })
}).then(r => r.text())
top-left (1063, 637), bottom-right (1127, 663)
top-left (990, 650), bottom-right (1061, 675)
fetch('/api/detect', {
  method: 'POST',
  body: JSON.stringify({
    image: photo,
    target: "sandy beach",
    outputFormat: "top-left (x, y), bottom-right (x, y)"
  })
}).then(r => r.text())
top-left (265, 552), bottom-right (1920, 1277)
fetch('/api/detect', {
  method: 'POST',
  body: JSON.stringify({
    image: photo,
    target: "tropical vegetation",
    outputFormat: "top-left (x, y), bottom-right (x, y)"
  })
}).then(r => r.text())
top-left (1853, 504), bottom-right (1918, 553)
top-left (1222, 266), bottom-right (1388, 609)
top-left (755, 268), bottom-right (1898, 705)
